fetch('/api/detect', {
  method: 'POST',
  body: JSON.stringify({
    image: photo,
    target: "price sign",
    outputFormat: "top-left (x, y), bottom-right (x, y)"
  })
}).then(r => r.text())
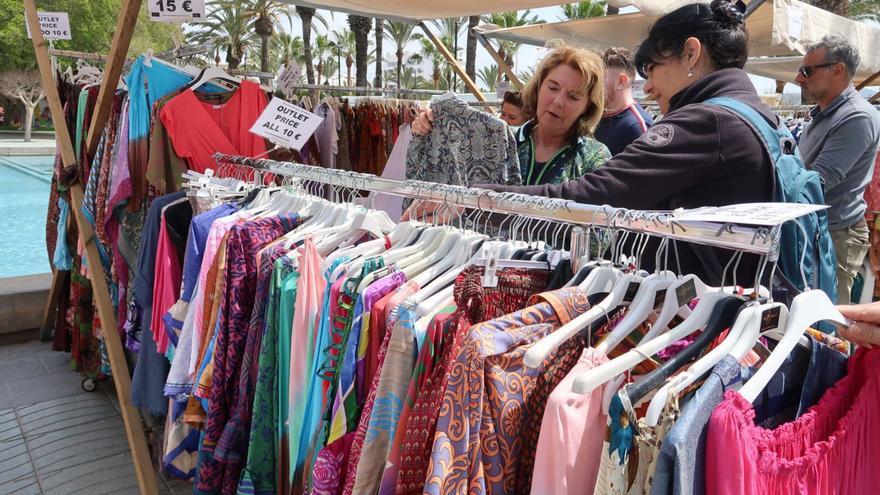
top-left (25, 12), bottom-right (71, 41)
top-left (673, 203), bottom-right (829, 226)
top-left (275, 61), bottom-right (302, 97)
top-left (496, 80), bottom-right (511, 100)
top-left (149, 0), bottom-right (205, 22)
top-left (249, 97), bottom-right (323, 151)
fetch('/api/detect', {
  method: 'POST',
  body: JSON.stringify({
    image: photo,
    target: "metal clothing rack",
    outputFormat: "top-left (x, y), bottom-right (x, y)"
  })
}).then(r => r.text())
top-left (213, 153), bottom-right (780, 257)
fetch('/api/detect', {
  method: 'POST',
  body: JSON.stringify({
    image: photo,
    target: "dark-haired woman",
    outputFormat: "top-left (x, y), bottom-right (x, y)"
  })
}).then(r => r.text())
top-left (476, 0), bottom-right (777, 282)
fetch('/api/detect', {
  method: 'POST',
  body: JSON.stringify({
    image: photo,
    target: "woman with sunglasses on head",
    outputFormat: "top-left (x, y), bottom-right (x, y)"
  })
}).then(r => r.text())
top-left (469, 0), bottom-right (778, 282)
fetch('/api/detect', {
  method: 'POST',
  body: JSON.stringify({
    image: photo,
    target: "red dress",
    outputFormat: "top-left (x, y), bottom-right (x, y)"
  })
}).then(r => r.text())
top-left (160, 80), bottom-right (268, 173)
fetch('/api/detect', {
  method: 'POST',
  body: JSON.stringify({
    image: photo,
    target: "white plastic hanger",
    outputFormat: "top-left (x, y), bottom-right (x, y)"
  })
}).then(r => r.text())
top-left (642, 302), bottom-right (788, 427)
top-left (569, 289), bottom-right (735, 394)
top-left (739, 289), bottom-right (847, 403)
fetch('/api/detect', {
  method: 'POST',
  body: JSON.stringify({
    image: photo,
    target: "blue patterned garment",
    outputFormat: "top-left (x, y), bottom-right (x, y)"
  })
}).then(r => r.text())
top-left (406, 93), bottom-right (522, 187)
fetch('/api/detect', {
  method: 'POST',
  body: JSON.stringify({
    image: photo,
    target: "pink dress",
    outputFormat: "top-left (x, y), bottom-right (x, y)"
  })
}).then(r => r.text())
top-left (706, 347), bottom-right (880, 495)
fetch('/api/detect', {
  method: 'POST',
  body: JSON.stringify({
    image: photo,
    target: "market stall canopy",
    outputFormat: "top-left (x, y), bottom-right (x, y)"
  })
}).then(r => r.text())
top-left (287, 0), bottom-right (587, 23)
top-left (477, 0), bottom-right (880, 81)
top-left (746, 56), bottom-right (880, 87)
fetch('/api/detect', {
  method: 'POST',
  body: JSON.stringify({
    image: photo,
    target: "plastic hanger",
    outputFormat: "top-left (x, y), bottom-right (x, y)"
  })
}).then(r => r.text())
top-left (642, 301), bottom-right (788, 427)
top-left (523, 262), bottom-right (643, 370)
top-left (184, 66), bottom-right (241, 91)
top-left (621, 295), bottom-right (746, 406)
top-left (739, 289), bottom-right (848, 403)
top-left (568, 290), bottom-right (740, 394)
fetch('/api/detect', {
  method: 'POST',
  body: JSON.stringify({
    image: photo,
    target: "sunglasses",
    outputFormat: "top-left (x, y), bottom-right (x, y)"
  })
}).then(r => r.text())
top-left (798, 62), bottom-right (839, 78)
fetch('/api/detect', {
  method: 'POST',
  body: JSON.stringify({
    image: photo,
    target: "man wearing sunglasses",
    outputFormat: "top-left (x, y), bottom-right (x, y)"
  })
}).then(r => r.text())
top-left (796, 36), bottom-right (880, 304)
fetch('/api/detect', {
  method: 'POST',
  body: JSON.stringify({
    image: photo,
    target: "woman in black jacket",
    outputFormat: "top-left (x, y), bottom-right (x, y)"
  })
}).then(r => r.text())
top-left (476, 0), bottom-right (778, 282)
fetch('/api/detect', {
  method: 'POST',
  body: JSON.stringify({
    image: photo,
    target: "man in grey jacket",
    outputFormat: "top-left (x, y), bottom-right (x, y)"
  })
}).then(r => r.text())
top-left (796, 36), bottom-right (880, 304)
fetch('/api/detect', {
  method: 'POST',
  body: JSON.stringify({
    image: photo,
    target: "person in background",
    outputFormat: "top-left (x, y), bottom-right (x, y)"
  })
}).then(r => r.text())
top-left (413, 45), bottom-right (610, 185)
top-left (595, 47), bottom-right (654, 155)
top-left (795, 35), bottom-right (880, 304)
top-left (499, 90), bottom-right (527, 126)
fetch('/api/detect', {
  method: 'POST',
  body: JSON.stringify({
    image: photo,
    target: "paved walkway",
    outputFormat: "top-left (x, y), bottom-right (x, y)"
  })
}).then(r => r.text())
top-left (0, 138), bottom-right (55, 157)
top-left (0, 341), bottom-right (191, 495)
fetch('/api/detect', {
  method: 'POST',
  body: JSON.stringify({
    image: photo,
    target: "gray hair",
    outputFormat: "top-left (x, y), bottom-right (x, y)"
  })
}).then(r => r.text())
top-left (806, 35), bottom-right (860, 79)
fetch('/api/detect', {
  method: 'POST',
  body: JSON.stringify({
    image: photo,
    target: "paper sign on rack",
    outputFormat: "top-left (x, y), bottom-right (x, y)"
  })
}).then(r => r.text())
top-left (275, 61), bottom-right (302, 97)
top-left (25, 12), bottom-right (71, 40)
top-left (249, 97), bottom-right (323, 150)
top-left (672, 203), bottom-right (828, 226)
top-left (148, 0), bottom-right (205, 22)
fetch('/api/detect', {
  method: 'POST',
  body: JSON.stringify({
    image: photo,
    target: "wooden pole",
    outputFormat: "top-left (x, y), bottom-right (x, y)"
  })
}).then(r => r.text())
top-left (475, 32), bottom-right (523, 90)
top-left (24, 1), bottom-right (158, 494)
top-left (418, 21), bottom-right (486, 102)
top-left (83, 0), bottom-right (143, 159)
top-left (856, 70), bottom-right (880, 91)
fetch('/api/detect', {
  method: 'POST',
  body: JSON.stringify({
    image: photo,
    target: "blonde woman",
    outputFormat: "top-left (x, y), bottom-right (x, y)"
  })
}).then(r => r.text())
top-left (413, 45), bottom-right (611, 185)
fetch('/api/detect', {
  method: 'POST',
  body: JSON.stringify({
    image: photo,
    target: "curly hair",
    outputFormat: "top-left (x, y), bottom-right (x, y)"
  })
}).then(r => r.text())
top-left (521, 44), bottom-right (605, 137)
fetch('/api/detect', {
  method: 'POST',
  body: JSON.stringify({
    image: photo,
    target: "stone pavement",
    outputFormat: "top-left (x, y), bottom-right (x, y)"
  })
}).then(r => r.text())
top-left (0, 341), bottom-right (191, 495)
top-left (0, 138), bottom-right (55, 157)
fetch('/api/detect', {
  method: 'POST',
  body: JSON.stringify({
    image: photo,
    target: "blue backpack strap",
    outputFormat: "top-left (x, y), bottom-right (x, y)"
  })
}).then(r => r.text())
top-left (703, 96), bottom-right (786, 160)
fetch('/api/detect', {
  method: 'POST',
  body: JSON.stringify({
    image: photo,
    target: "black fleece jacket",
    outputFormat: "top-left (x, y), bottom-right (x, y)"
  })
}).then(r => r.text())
top-left (483, 68), bottom-right (777, 282)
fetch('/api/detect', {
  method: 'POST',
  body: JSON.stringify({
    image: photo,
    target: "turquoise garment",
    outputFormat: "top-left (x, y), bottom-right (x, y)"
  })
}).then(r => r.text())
top-left (237, 258), bottom-right (298, 495)
top-left (298, 256), bottom-right (348, 487)
top-left (52, 197), bottom-right (73, 270)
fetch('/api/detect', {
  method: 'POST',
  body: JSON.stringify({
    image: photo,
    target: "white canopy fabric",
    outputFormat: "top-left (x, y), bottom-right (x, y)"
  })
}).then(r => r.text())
top-left (288, 0), bottom-right (579, 23)
top-left (477, 0), bottom-right (880, 81)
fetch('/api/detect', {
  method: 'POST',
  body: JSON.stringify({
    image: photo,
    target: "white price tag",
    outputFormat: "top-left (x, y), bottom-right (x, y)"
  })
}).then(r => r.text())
top-left (25, 12), bottom-right (71, 41)
top-left (496, 80), bottom-right (511, 100)
top-left (148, 0), bottom-right (205, 22)
top-left (249, 97), bottom-right (323, 151)
top-left (275, 61), bottom-right (302, 97)
top-left (673, 203), bottom-right (828, 227)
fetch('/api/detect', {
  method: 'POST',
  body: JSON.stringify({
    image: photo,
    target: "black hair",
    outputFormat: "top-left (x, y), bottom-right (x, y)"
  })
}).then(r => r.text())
top-left (502, 90), bottom-right (524, 107)
top-left (634, 0), bottom-right (749, 78)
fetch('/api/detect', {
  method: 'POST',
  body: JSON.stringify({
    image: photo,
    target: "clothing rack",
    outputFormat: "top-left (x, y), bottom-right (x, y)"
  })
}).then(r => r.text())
top-left (213, 153), bottom-right (782, 257)
top-left (48, 49), bottom-right (107, 62)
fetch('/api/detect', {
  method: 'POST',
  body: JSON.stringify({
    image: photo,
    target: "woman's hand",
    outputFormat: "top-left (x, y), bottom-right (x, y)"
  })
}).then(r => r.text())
top-left (411, 108), bottom-right (435, 136)
top-left (837, 302), bottom-right (880, 348)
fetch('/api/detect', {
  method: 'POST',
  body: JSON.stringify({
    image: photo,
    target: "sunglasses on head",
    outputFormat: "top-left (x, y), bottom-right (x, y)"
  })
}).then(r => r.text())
top-left (798, 62), bottom-right (839, 78)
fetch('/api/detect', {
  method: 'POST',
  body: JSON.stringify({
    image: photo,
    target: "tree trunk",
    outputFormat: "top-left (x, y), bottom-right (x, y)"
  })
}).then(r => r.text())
top-left (375, 18), bottom-right (384, 88)
top-left (24, 104), bottom-right (34, 142)
top-left (349, 15), bottom-right (372, 87)
top-left (466, 16), bottom-right (479, 81)
top-left (775, 80), bottom-right (786, 94)
top-left (347, 56), bottom-right (353, 86)
top-left (297, 7), bottom-right (316, 85)
top-left (397, 50), bottom-right (403, 89)
top-left (259, 35), bottom-right (271, 84)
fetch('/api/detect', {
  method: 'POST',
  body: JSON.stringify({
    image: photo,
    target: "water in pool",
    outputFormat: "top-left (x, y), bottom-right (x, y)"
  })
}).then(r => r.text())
top-left (0, 155), bottom-right (53, 278)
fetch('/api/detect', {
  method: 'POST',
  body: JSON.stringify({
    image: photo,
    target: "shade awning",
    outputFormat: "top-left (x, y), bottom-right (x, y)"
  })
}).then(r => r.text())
top-left (288, 0), bottom-right (577, 23)
top-left (477, 0), bottom-right (880, 80)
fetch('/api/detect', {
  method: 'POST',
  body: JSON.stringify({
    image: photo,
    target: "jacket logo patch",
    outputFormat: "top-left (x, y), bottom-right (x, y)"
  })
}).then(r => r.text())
top-left (644, 124), bottom-right (674, 147)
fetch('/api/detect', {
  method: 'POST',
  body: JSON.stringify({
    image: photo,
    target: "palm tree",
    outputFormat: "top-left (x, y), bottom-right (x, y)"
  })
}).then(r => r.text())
top-left (348, 15), bottom-right (373, 86)
top-left (270, 32), bottom-right (304, 73)
top-left (295, 6), bottom-right (318, 84)
top-left (465, 16), bottom-right (480, 81)
top-left (334, 29), bottom-right (357, 86)
top-left (433, 17), bottom-right (467, 91)
top-left (559, 1), bottom-right (607, 20)
top-left (188, 2), bottom-right (255, 69)
top-left (419, 37), bottom-right (445, 89)
top-left (478, 65), bottom-right (499, 92)
top-left (241, 0), bottom-right (292, 75)
top-left (384, 21), bottom-right (422, 89)
top-left (314, 34), bottom-right (337, 85)
top-left (375, 18), bottom-right (384, 87)
top-left (482, 11), bottom-right (543, 75)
